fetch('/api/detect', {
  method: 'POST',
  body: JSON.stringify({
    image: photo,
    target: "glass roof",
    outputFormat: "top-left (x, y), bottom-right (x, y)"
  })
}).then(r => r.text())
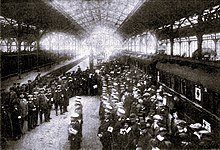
top-left (48, 0), bottom-right (144, 32)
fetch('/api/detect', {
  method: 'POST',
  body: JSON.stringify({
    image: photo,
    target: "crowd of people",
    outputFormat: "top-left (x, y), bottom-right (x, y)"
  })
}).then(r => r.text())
top-left (97, 59), bottom-right (219, 150)
top-left (2, 57), bottom-right (219, 149)
top-left (1, 65), bottom-right (101, 148)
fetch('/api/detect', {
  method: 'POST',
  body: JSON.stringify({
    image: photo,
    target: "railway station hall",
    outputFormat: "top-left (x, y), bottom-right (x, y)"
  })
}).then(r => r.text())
top-left (1, 0), bottom-right (220, 149)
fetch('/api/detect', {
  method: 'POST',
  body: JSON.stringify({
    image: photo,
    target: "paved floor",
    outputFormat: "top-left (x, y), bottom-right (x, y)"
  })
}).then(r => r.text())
top-left (4, 96), bottom-right (102, 150)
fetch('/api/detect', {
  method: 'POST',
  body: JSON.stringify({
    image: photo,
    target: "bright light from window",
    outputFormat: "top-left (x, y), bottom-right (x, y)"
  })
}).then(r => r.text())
top-left (81, 25), bottom-right (123, 59)
top-left (40, 32), bottom-right (78, 55)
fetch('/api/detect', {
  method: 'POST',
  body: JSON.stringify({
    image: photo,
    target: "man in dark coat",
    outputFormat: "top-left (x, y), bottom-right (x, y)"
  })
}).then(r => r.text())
top-left (11, 103), bottom-right (22, 140)
top-left (98, 112), bottom-right (115, 150)
top-left (33, 92), bottom-right (40, 126)
top-left (27, 97), bottom-right (35, 130)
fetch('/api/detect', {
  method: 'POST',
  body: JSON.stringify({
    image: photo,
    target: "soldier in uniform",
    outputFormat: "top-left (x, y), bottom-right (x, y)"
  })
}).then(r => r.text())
top-left (68, 113), bottom-right (81, 150)
top-left (26, 80), bottom-right (33, 94)
top-left (19, 93), bottom-right (28, 134)
top-left (33, 91), bottom-right (40, 126)
top-left (39, 89), bottom-right (48, 123)
top-left (27, 97), bottom-right (35, 130)
top-left (125, 113), bottom-right (140, 150)
top-left (45, 89), bottom-right (53, 121)
top-left (53, 86), bottom-right (61, 116)
top-left (62, 86), bottom-right (69, 113)
top-left (98, 111), bottom-right (115, 150)
top-left (11, 103), bottom-right (22, 140)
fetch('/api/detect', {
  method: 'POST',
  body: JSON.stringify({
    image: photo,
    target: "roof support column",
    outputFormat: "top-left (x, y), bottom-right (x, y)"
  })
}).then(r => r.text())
top-left (196, 32), bottom-right (203, 60)
top-left (17, 21), bottom-right (22, 79)
top-left (211, 34), bottom-right (219, 54)
top-left (170, 37), bottom-right (174, 56)
top-left (133, 37), bottom-right (136, 52)
top-left (128, 39), bottom-right (131, 51)
top-left (145, 33), bottom-right (148, 54)
top-left (74, 39), bottom-right (77, 58)
top-left (188, 40), bottom-right (192, 57)
top-left (129, 39), bottom-right (132, 51)
top-left (36, 30), bottom-right (44, 71)
top-left (179, 38), bottom-right (182, 56)
top-left (139, 35), bottom-right (142, 52)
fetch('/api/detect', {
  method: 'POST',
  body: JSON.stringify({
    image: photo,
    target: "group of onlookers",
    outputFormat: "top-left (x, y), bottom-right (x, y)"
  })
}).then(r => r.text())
top-left (97, 58), bottom-right (219, 150)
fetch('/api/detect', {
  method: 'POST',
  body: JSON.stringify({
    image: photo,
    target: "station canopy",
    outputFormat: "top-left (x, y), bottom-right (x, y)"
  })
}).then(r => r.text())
top-left (1, 0), bottom-right (220, 40)
top-left (49, 0), bottom-right (144, 34)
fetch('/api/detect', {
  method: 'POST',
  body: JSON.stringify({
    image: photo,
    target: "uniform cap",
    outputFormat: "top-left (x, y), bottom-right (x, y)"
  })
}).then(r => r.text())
top-left (33, 91), bottom-right (39, 95)
top-left (143, 92), bottom-right (150, 97)
top-left (76, 96), bottom-right (81, 99)
top-left (102, 101), bottom-right (109, 105)
top-left (71, 113), bottom-right (79, 118)
top-left (112, 100), bottom-right (118, 103)
top-left (102, 96), bottom-right (108, 100)
top-left (28, 95), bottom-right (33, 98)
top-left (153, 114), bottom-right (163, 120)
top-left (62, 76), bottom-right (66, 80)
top-left (75, 105), bottom-right (82, 109)
top-left (117, 108), bottom-right (125, 115)
top-left (106, 105), bottom-right (113, 110)
top-left (40, 88), bottom-right (45, 91)
top-left (104, 109), bottom-right (111, 113)
top-left (75, 100), bottom-right (81, 104)
top-left (113, 83), bottom-right (118, 86)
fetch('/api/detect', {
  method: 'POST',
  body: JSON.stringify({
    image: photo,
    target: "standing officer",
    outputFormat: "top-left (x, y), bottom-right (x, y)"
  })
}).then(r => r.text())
top-left (26, 80), bottom-right (33, 94)
top-left (19, 93), bottom-right (28, 134)
top-left (62, 86), bottom-right (69, 113)
top-left (33, 91), bottom-right (40, 126)
top-left (45, 89), bottom-right (53, 121)
top-left (11, 103), bottom-right (22, 140)
top-left (39, 88), bottom-right (48, 123)
top-left (53, 86), bottom-right (61, 116)
top-left (27, 97), bottom-right (35, 130)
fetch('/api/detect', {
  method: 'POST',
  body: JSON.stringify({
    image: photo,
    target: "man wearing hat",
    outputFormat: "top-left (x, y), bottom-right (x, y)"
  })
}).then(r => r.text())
top-left (33, 92), bottom-right (40, 126)
top-left (137, 121), bottom-right (153, 150)
top-left (39, 88), bottom-right (48, 123)
top-left (98, 111), bottom-right (115, 150)
top-left (9, 87), bottom-right (18, 107)
top-left (19, 93), bottom-right (28, 134)
top-left (53, 87), bottom-right (61, 116)
top-left (125, 113), bottom-right (140, 150)
top-left (11, 102), bottom-right (22, 140)
top-left (112, 108), bottom-right (126, 149)
top-left (27, 96), bottom-right (36, 131)
top-left (26, 80), bottom-right (33, 94)
top-left (68, 113), bottom-right (81, 150)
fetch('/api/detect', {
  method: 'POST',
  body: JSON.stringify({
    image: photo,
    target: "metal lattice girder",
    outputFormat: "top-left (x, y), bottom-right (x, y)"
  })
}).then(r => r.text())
top-left (49, 0), bottom-right (144, 35)
top-left (118, 0), bottom-right (220, 38)
top-left (1, 0), bottom-right (87, 39)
